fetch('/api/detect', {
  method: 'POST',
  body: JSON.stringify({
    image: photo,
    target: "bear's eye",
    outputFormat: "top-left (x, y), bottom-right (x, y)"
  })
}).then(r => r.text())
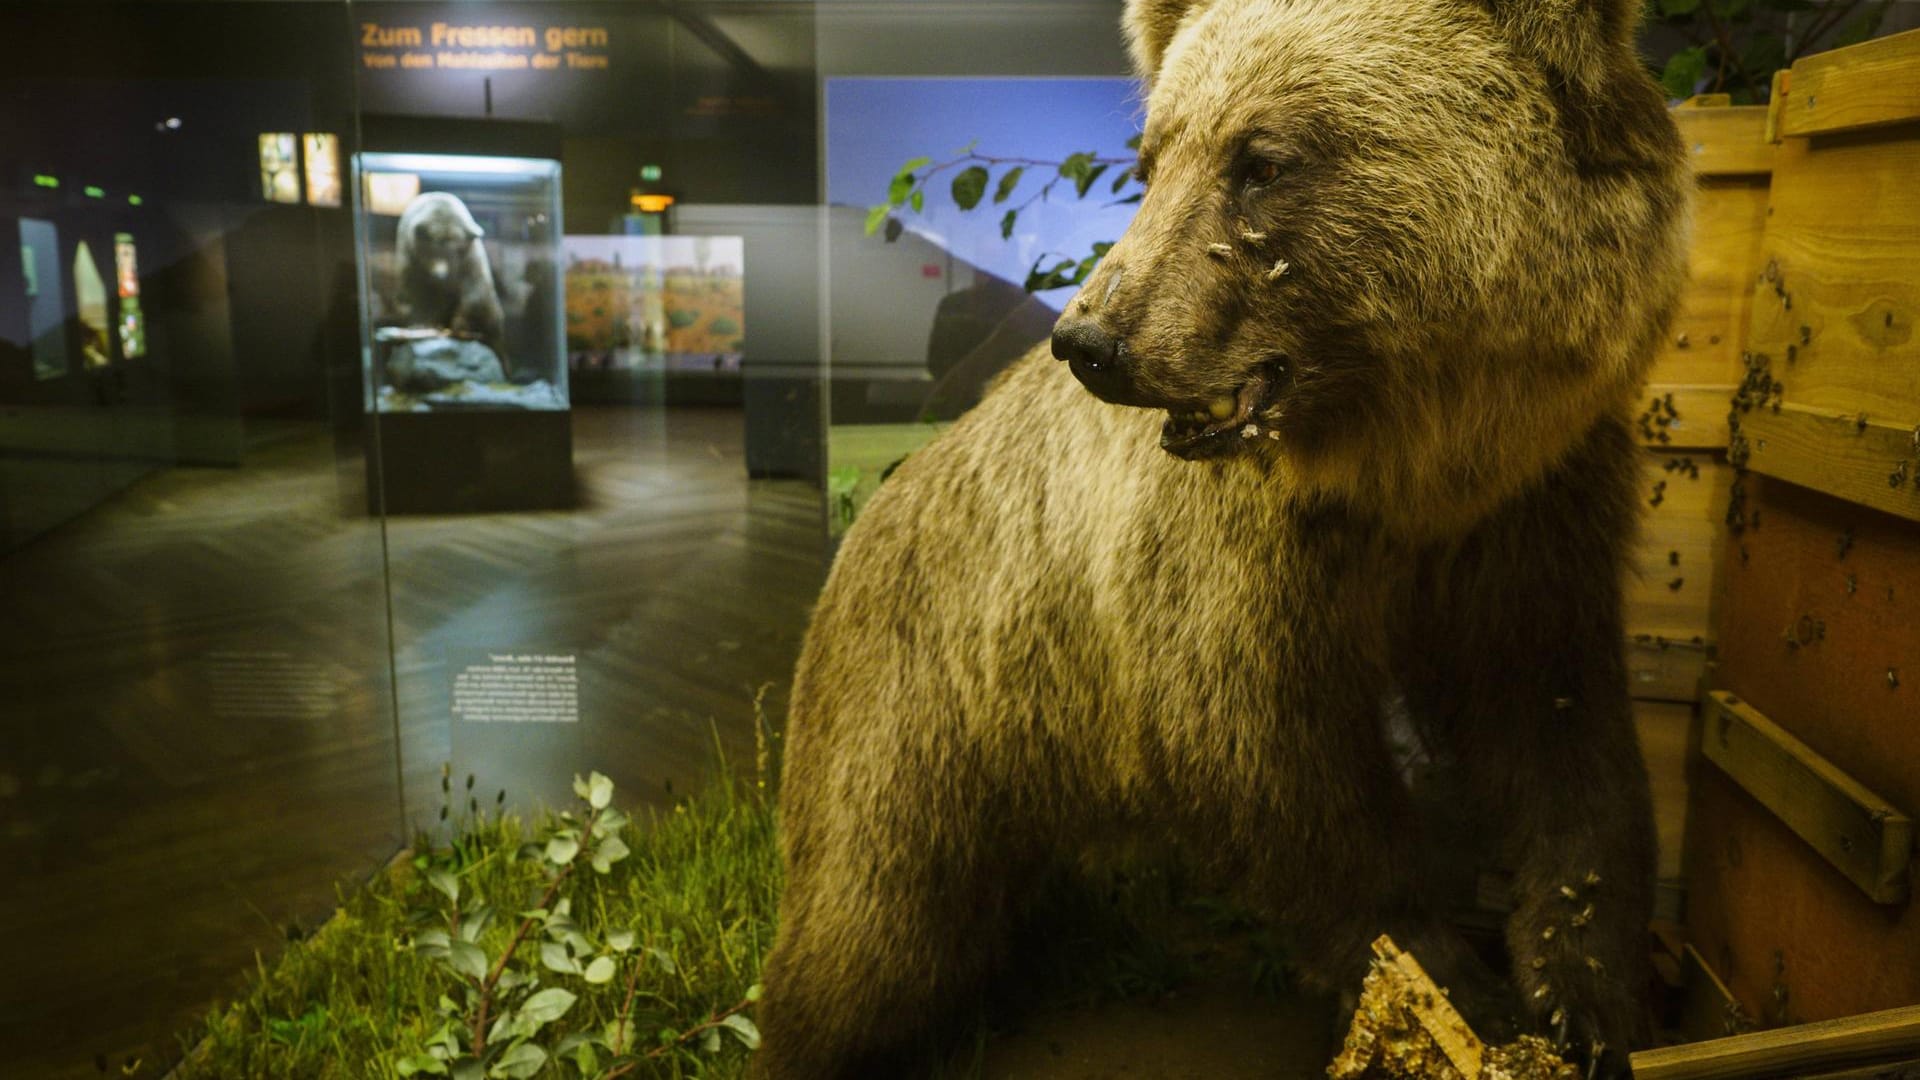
top-left (1244, 157), bottom-right (1286, 188)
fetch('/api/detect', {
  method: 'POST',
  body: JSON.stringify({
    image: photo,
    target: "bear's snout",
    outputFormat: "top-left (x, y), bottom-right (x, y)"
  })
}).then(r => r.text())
top-left (1053, 314), bottom-right (1146, 407)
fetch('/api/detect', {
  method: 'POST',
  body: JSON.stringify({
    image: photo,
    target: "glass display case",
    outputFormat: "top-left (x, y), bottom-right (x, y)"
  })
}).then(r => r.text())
top-left (359, 151), bottom-right (566, 413)
top-left (355, 149), bottom-right (573, 512)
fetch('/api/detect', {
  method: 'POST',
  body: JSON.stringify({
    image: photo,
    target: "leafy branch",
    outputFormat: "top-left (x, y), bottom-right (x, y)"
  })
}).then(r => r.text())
top-left (864, 136), bottom-right (1143, 294)
top-left (1649, 0), bottom-right (1893, 103)
top-left (396, 769), bottom-right (760, 1079)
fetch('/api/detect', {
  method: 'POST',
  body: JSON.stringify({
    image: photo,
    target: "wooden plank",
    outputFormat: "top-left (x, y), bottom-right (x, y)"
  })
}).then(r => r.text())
top-left (1778, 28), bottom-right (1920, 139)
top-left (1797, 1059), bottom-right (1920, 1080)
top-left (1737, 404), bottom-right (1920, 524)
top-left (1627, 636), bottom-right (1710, 703)
top-left (1677, 943), bottom-right (1749, 1045)
top-left (1635, 385), bottom-right (1736, 451)
top-left (1765, 70), bottom-right (1791, 144)
top-left (1742, 133), bottom-right (1920, 440)
top-left (1636, 700), bottom-right (1694, 881)
top-left (1649, 177), bottom-right (1769, 389)
top-left (1674, 103), bottom-right (1775, 177)
top-left (1699, 690), bottom-right (1912, 904)
top-left (1632, 1003), bottom-right (1920, 1080)
top-left (1628, 452), bottom-right (1732, 641)
top-left (1693, 473), bottom-right (1920, 1021)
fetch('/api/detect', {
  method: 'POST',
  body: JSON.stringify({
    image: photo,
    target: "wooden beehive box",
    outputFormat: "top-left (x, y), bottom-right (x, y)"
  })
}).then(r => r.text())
top-left (1628, 97), bottom-right (1773, 669)
top-left (1682, 28), bottom-right (1920, 1029)
top-left (1629, 98), bottom-right (1775, 895)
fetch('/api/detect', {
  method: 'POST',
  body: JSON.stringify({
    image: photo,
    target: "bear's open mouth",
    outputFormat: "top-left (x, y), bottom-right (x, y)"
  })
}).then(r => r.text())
top-left (1159, 359), bottom-right (1289, 460)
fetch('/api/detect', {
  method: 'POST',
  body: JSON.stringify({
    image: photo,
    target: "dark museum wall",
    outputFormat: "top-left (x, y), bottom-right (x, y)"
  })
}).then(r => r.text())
top-left (0, 0), bottom-right (829, 549)
top-left (352, 1), bottom-right (821, 218)
top-left (0, 3), bottom-right (362, 550)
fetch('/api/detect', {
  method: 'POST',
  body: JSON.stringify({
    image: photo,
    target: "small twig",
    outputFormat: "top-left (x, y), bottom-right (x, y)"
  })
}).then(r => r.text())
top-left (1699, 1), bottom-right (1752, 94)
top-left (903, 151), bottom-right (1137, 214)
top-left (601, 996), bottom-right (758, 1077)
top-left (1793, 0), bottom-right (1865, 61)
top-left (616, 947), bottom-right (645, 1048)
top-left (471, 804), bottom-right (603, 1057)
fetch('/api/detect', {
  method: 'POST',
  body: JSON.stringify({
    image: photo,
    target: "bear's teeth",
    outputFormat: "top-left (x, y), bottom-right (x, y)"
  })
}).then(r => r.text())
top-left (1208, 397), bottom-right (1235, 421)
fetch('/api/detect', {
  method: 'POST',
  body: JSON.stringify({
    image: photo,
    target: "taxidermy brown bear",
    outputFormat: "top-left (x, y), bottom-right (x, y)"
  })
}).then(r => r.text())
top-left (759, 0), bottom-right (1689, 1075)
top-left (395, 191), bottom-right (508, 360)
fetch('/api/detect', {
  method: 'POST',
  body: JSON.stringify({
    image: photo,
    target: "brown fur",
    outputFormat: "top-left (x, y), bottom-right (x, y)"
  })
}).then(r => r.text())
top-left (759, 1), bottom-right (1688, 1075)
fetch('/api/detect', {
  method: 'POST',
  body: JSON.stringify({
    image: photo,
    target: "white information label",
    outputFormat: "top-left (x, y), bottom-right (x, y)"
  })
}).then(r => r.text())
top-left (451, 653), bottom-right (580, 723)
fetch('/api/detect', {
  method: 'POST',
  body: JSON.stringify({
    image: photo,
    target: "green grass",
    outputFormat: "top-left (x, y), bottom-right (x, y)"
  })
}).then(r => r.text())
top-left (175, 777), bottom-right (779, 1079)
top-left (174, 772), bottom-right (1291, 1079)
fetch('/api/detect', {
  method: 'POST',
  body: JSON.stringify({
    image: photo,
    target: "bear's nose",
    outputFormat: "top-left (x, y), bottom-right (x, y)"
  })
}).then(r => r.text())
top-left (1051, 315), bottom-right (1117, 371)
top-left (1053, 315), bottom-right (1147, 406)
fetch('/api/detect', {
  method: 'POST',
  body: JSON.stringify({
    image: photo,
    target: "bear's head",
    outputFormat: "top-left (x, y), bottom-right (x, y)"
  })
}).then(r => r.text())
top-left (406, 192), bottom-right (486, 283)
top-left (1055, 0), bottom-right (1688, 529)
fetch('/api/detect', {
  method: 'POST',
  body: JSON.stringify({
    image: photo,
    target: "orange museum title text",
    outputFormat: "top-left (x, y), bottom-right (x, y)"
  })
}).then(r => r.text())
top-left (361, 22), bottom-right (610, 53)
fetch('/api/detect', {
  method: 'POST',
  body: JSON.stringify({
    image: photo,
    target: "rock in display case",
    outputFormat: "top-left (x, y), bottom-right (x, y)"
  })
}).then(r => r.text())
top-left (357, 142), bottom-right (572, 512)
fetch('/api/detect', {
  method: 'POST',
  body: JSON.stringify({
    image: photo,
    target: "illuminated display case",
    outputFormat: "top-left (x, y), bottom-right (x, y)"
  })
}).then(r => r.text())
top-left (358, 151), bottom-right (566, 413)
top-left (355, 121), bottom-right (573, 513)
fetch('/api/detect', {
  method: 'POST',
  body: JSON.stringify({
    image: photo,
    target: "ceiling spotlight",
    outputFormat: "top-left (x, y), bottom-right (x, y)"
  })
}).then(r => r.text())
top-left (165, 117), bottom-right (182, 129)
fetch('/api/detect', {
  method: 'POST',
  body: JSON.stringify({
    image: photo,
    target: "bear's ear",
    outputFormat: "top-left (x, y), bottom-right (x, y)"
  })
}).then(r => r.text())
top-left (1481, 0), bottom-right (1640, 91)
top-left (1124, 0), bottom-right (1213, 87)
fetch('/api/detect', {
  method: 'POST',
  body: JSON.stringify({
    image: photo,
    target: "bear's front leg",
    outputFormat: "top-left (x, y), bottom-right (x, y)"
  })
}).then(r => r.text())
top-left (1235, 675), bottom-right (1523, 1044)
top-left (756, 599), bottom-right (1062, 1080)
top-left (1396, 418), bottom-right (1655, 1078)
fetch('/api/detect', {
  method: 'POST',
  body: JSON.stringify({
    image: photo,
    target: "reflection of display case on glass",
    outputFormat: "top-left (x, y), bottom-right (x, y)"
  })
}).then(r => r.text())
top-left (355, 134), bottom-right (573, 513)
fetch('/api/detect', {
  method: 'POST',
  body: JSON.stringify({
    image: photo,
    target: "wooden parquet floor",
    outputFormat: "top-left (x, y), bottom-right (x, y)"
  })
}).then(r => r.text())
top-left (0, 406), bottom-right (827, 1078)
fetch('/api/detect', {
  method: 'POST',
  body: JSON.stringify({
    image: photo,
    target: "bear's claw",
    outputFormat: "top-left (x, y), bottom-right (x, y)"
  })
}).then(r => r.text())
top-left (1540, 998), bottom-right (1632, 1080)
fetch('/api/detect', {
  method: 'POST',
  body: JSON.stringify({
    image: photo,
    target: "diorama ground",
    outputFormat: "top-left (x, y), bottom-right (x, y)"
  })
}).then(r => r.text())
top-left (174, 768), bottom-right (1338, 1079)
top-left (978, 966), bottom-right (1334, 1079)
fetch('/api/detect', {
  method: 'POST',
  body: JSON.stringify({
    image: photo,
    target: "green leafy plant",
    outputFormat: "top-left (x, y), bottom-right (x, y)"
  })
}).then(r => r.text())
top-left (174, 757), bottom-right (1301, 1079)
top-left (1647, 0), bottom-right (1894, 103)
top-left (175, 759), bottom-right (776, 1079)
top-left (395, 769), bottom-right (760, 1079)
top-left (859, 11), bottom-right (1902, 305)
top-left (863, 138), bottom-right (1143, 294)
top-left (826, 465), bottom-right (861, 533)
